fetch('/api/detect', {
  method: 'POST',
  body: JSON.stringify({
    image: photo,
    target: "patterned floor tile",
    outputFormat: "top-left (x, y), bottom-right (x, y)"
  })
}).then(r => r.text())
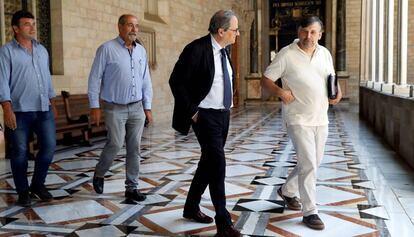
top-left (33, 200), bottom-right (113, 224)
top-left (227, 152), bottom-right (271, 162)
top-left (316, 186), bottom-right (365, 205)
top-left (0, 105), bottom-right (402, 236)
top-left (141, 206), bottom-right (216, 234)
top-left (234, 199), bottom-right (284, 213)
top-left (252, 176), bottom-right (286, 186)
top-left (270, 213), bottom-right (377, 237)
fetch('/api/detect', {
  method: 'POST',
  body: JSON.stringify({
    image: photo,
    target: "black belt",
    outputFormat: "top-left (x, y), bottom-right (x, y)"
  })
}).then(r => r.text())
top-left (104, 100), bottom-right (141, 106)
top-left (126, 100), bottom-right (141, 105)
top-left (199, 108), bottom-right (230, 113)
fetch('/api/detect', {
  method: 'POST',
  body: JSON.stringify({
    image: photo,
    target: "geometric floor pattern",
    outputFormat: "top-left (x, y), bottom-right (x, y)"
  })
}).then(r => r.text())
top-left (0, 104), bottom-right (403, 236)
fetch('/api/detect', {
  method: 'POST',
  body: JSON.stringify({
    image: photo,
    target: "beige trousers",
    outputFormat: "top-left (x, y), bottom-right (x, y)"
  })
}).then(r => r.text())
top-left (282, 124), bottom-right (328, 216)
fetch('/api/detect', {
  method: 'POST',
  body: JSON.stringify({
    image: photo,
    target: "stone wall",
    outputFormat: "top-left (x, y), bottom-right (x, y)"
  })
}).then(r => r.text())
top-left (360, 86), bottom-right (414, 168)
top-left (50, 0), bottom-right (245, 124)
top-left (0, 0), bottom-right (249, 158)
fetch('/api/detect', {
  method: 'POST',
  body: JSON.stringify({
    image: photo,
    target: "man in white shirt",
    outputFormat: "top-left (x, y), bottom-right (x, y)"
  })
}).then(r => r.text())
top-left (261, 16), bottom-right (342, 230)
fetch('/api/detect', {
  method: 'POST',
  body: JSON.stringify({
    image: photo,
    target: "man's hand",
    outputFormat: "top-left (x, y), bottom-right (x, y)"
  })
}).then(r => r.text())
top-left (1, 102), bottom-right (17, 130)
top-left (279, 89), bottom-right (295, 105)
top-left (90, 108), bottom-right (102, 126)
top-left (329, 87), bottom-right (342, 105)
top-left (192, 111), bottom-right (199, 123)
top-left (144, 109), bottom-right (153, 126)
top-left (261, 76), bottom-right (295, 105)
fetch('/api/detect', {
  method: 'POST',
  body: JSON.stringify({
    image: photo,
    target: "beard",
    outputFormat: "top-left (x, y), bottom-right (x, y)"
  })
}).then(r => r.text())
top-left (300, 40), bottom-right (315, 49)
top-left (128, 33), bottom-right (137, 42)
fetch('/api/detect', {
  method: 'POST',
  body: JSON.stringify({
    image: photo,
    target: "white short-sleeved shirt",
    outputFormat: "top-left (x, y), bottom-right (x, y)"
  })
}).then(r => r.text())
top-left (264, 39), bottom-right (335, 126)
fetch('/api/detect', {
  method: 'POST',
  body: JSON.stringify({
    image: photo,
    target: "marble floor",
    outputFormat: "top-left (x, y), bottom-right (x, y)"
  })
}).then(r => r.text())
top-left (0, 103), bottom-right (413, 236)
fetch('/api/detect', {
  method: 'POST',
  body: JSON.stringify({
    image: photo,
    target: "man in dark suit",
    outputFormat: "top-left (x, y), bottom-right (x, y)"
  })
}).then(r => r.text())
top-left (169, 9), bottom-right (241, 237)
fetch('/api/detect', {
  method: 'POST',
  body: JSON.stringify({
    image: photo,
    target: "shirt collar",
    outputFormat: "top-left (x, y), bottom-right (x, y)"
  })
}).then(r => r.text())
top-left (210, 34), bottom-right (223, 51)
top-left (12, 38), bottom-right (39, 48)
top-left (116, 36), bottom-right (136, 48)
top-left (292, 38), bottom-right (320, 54)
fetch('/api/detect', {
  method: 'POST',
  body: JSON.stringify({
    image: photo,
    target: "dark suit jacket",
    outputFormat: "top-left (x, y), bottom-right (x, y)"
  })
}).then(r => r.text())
top-left (169, 34), bottom-right (234, 135)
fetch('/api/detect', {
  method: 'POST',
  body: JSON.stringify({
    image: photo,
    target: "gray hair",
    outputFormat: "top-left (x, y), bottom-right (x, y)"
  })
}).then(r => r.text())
top-left (208, 10), bottom-right (236, 34)
top-left (118, 14), bottom-right (137, 25)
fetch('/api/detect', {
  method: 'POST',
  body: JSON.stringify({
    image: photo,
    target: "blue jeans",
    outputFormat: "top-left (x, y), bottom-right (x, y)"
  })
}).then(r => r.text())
top-left (7, 110), bottom-right (56, 193)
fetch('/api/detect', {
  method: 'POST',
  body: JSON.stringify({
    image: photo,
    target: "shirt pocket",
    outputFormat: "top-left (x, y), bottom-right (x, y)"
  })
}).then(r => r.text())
top-left (133, 58), bottom-right (143, 79)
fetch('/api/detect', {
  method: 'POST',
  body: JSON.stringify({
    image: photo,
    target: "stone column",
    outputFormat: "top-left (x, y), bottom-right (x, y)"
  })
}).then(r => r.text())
top-left (386, 0), bottom-right (394, 85)
top-left (397, 0), bottom-right (407, 86)
top-left (335, 0), bottom-right (346, 71)
top-left (0, 0), bottom-right (5, 44)
top-left (377, 0), bottom-right (384, 83)
top-left (335, 0), bottom-right (349, 97)
top-left (360, 0), bottom-right (371, 83)
top-left (370, 0), bottom-right (377, 83)
top-left (250, 19), bottom-right (258, 73)
top-left (360, 1), bottom-right (370, 85)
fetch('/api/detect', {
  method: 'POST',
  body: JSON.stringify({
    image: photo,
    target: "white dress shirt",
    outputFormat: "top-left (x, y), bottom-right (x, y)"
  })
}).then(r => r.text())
top-left (198, 34), bottom-right (233, 110)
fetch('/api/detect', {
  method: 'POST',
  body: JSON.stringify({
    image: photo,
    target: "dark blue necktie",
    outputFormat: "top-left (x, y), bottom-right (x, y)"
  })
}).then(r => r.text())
top-left (220, 48), bottom-right (232, 109)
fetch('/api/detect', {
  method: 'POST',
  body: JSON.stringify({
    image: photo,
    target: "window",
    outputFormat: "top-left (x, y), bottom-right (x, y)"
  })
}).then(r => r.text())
top-left (144, 0), bottom-right (165, 23)
top-left (1, 0), bottom-right (51, 69)
top-left (145, 0), bottom-right (158, 16)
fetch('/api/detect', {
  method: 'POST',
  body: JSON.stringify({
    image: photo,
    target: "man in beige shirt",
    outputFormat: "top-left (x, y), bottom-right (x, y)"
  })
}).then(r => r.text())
top-left (262, 16), bottom-right (342, 230)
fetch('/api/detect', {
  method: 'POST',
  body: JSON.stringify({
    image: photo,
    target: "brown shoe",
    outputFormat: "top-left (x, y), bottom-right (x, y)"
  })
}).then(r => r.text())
top-left (215, 226), bottom-right (241, 237)
top-left (277, 187), bottom-right (301, 211)
top-left (183, 210), bottom-right (213, 223)
top-left (303, 214), bottom-right (325, 230)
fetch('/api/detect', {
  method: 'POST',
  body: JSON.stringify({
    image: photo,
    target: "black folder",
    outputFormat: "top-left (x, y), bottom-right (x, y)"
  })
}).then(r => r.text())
top-left (327, 74), bottom-right (338, 99)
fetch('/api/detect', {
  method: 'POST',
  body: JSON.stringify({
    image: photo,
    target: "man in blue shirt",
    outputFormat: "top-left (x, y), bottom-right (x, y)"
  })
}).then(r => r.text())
top-left (0, 10), bottom-right (56, 207)
top-left (88, 14), bottom-right (153, 202)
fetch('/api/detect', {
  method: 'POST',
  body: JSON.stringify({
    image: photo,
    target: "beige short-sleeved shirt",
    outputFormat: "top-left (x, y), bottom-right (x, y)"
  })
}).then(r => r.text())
top-left (264, 39), bottom-right (335, 126)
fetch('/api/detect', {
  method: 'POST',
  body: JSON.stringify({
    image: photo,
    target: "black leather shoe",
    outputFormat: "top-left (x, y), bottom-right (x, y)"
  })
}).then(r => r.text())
top-left (30, 185), bottom-right (53, 201)
top-left (183, 210), bottom-right (214, 223)
top-left (16, 191), bottom-right (31, 207)
top-left (215, 226), bottom-right (242, 237)
top-left (125, 189), bottom-right (146, 202)
top-left (93, 174), bottom-right (104, 194)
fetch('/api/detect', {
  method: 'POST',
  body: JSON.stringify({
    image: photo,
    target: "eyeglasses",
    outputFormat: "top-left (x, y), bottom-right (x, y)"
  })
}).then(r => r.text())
top-left (227, 28), bottom-right (239, 33)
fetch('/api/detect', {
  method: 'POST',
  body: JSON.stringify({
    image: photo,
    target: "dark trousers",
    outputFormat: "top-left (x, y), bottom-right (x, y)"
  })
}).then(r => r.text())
top-left (7, 110), bottom-right (56, 193)
top-left (184, 108), bottom-right (232, 230)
